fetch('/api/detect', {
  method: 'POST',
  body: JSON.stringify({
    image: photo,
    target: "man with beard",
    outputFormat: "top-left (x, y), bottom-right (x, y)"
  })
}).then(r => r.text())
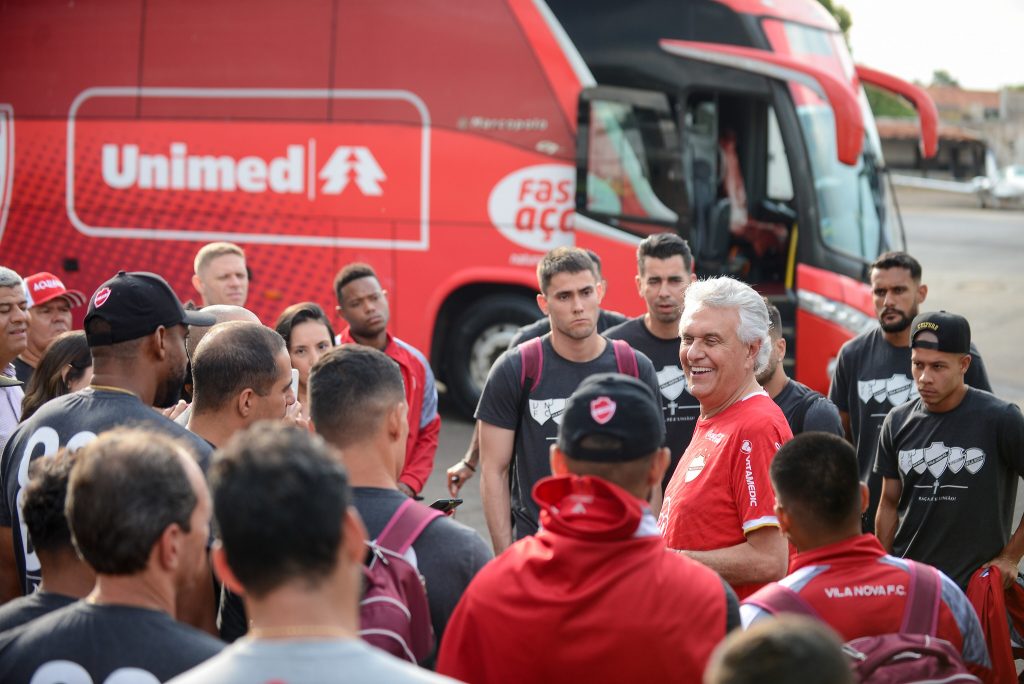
top-left (758, 302), bottom-right (842, 437)
top-left (828, 252), bottom-right (990, 532)
top-left (0, 271), bottom-right (215, 606)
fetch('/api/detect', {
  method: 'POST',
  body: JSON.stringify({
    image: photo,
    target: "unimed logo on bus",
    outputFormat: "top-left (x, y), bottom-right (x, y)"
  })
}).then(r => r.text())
top-left (100, 143), bottom-right (385, 197)
top-left (66, 88), bottom-right (430, 249)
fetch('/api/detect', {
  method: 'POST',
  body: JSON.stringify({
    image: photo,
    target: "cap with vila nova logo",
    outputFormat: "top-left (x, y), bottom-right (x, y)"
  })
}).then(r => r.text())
top-left (24, 272), bottom-right (87, 309)
top-left (557, 373), bottom-right (666, 462)
top-left (910, 311), bottom-right (971, 355)
top-left (84, 271), bottom-right (215, 346)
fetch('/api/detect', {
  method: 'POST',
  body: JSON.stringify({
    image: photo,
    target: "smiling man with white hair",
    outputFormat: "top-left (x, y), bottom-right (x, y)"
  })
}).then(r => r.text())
top-left (657, 277), bottom-right (791, 600)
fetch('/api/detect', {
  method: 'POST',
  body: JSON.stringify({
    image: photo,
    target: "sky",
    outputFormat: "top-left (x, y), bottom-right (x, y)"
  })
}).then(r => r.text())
top-left (839, 0), bottom-right (1024, 91)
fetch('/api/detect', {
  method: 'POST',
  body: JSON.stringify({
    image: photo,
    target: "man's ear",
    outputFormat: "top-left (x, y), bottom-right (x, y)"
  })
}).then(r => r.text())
top-left (536, 292), bottom-right (550, 317)
top-left (191, 274), bottom-right (204, 297)
top-left (635, 273), bottom-right (643, 296)
top-left (777, 337), bottom-right (787, 362)
top-left (648, 447), bottom-right (670, 487)
top-left (550, 445), bottom-right (569, 475)
top-left (959, 354), bottom-right (971, 377)
top-left (917, 283), bottom-right (928, 305)
top-left (155, 522), bottom-right (183, 572)
top-left (236, 388), bottom-right (255, 418)
top-left (211, 543), bottom-right (246, 597)
top-left (859, 482), bottom-right (869, 514)
top-left (341, 507), bottom-right (368, 565)
top-left (387, 401), bottom-right (408, 443)
top-left (775, 502), bottom-right (792, 538)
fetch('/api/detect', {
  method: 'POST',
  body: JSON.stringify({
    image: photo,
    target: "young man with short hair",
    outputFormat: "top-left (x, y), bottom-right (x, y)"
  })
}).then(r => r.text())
top-left (476, 247), bottom-right (659, 553)
top-left (876, 311), bottom-right (1024, 591)
top-left (0, 451), bottom-right (94, 631)
top-left (828, 251), bottom-right (990, 532)
top-left (742, 432), bottom-right (989, 677)
top-left (169, 423), bottom-right (454, 684)
top-left (334, 263), bottom-right (440, 498)
top-left (309, 345), bottom-right (491, 654)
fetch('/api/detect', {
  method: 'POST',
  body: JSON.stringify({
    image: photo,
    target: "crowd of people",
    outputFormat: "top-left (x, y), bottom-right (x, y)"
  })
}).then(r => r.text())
top-left (0, 236), bottom-right (1019, 683)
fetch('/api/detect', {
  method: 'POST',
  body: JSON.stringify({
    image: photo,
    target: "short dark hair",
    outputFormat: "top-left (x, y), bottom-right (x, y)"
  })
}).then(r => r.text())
top-left (870, 251), bottom-right (922, 281)
top-left (23, 451), bottom-right (77, 553)
top-left (637, 233), bottom-right (694, 273)
top-left (21, 331), bottom-right (92, 421)
top-left (765, 300), bottom-right (782, 342)
top-left (706, 615), bottom-right (852, 684)
top-left (211, 423), bottom-right (350, 598)
top-left (333, 263), bottom-right (379, 304)
top-left (191, 322), bottom-right (286, 413)
top-left (274, 302), bottom-right (336, 351)
top-left (67, 429), bottom-right (197, 575)
top-left (309, 345), bottom-right (405, 448)
top-left (536, 247), bottom-right (598, 294)
top-left (770, 433), bottom-right (861, 529)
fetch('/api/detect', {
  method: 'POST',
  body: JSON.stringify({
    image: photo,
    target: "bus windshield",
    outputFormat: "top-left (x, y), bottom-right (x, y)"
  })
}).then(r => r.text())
top-left (762, 18), bottom-right (893, 262)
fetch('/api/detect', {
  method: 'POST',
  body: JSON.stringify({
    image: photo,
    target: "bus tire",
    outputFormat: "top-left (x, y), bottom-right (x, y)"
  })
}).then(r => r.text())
top-left (443, 294), bottom-right (540, 418)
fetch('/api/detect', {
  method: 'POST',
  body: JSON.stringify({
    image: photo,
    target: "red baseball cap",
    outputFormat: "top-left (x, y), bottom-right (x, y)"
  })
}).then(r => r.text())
top-left (24, 272), bottom-right (87, 309)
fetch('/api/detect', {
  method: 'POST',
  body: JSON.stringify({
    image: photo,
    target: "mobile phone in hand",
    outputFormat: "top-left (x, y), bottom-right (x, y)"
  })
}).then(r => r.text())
top-left (429, 498), bottom-right (463, 513)
top-left (290, 368), bottom-right (300, 396)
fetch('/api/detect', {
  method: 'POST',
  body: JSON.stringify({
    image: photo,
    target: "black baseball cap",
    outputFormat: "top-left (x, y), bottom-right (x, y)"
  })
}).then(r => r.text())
top-left (557, 373), bottom-right (666, 462)
top-left (84, 271), bottom-right (216, 346)
top-left (910, 311), bottom-right (971, 355)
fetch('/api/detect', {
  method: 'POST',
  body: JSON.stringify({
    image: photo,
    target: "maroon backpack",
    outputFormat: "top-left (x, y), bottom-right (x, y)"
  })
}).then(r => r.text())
top-left (745, 561), bottom-right (981, 684)
top-left (359, 498), bottom-right (442, 663)
top-left (518, 336), bottom-right (639, 390)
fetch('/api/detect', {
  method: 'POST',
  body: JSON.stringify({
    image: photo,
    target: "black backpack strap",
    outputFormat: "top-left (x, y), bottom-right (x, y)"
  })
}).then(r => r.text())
top-left (901, 560), bottom-right (941, 635)
top-left (610, 339), bottom-right (639, 378)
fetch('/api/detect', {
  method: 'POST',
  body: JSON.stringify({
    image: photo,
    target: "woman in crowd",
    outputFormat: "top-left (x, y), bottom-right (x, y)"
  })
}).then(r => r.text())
top-left (21, 331), bottom-right (93, 421)
top-left (274, 302), bottom-right (335, 421)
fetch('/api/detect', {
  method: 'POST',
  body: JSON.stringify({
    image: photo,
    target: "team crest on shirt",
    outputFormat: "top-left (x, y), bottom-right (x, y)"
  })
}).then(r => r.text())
top-left (898, 442), bottom-right (986, 478)
top-left (857, 374), bottom-right (918, 406)
top-left (590, 396), bottom-right (616, 424)
top-left (529, 398), bottom-right (567, 426)
top-left (656, 366), bottom-right (687, 400)
top-left (685, 453), bottom-right (707, 482)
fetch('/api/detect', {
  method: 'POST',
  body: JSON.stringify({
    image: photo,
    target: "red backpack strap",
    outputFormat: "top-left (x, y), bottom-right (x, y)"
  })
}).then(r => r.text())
top-left (611, 339), bottom-right (639, 378)
top-left (519, 336), bottom-right (544, 391)
top-left (744, 582), bottom-right (823, 621)
top-left (901, 560), bottom-right (941, 635)
top-left (375, 498), bottom-right (443, 556)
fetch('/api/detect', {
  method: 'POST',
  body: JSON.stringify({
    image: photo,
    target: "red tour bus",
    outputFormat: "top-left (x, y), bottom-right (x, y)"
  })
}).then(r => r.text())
top-left (0, 0), bottom-right (936, 415)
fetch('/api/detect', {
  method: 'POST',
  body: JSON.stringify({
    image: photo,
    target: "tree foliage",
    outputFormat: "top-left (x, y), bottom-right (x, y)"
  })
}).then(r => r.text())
top-left (931, 69), bottom-right (961, 88)
top-left (817, 0), bottom-right (852, 41)
top-left (865, 84), bottom-right (916, 119)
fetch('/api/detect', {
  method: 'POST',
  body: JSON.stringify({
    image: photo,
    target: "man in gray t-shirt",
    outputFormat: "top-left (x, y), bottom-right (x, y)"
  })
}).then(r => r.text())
top-left (170, 423), bottom-right (455, 684)
top-left (758, 302), bottom-right (842, 437)
top-left (476, 248), bottom-right (659, 554)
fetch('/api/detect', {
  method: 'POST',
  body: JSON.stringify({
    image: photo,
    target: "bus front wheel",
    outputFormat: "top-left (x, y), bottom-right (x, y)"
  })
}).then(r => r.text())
top-left (443, 294), bottom-right (540, 418)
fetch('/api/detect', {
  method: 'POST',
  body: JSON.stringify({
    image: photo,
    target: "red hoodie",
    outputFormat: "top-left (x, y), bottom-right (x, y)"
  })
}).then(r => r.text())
top-left (437, 475), bottom-right (729, 684)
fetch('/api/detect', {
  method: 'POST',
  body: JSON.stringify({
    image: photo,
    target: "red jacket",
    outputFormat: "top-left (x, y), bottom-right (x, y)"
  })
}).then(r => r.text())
top-left (338, 329), bottom-right (440, 493)
top-left (437, 474), bottom-right (729, 684)
top-left (966, 566), bottom-right (1024, 684)
top-left (743, 534), bottom-right (990, 676)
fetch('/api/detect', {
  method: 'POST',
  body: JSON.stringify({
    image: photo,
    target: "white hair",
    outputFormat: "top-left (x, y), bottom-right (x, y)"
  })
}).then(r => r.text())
top-left (0, 267), bottom-right (23, 291)
top-left (681, 277), bottom-right (771, 374)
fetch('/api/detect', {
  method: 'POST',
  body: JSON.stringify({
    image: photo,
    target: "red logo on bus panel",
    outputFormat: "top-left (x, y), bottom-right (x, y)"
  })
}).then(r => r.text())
top-left (67, 88), bottom-right (430, 249)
